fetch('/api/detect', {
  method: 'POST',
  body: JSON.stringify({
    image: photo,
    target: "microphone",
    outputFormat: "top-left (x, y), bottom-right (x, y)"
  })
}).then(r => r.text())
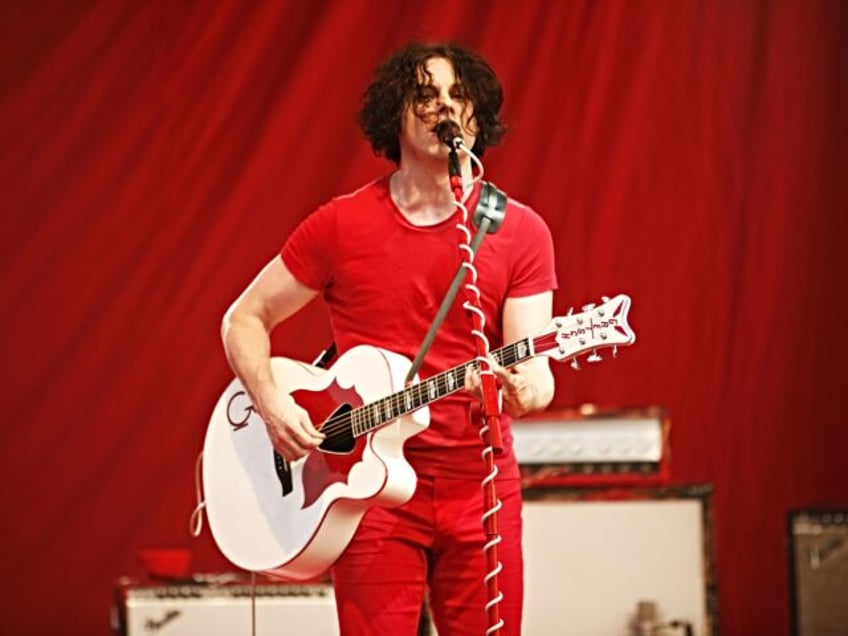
top-left (434, 120), bottom-right (463, 150)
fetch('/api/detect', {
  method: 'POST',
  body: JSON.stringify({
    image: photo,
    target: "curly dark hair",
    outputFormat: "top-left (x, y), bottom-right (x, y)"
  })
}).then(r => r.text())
top-left (358, 42), bottom-right (506, 163)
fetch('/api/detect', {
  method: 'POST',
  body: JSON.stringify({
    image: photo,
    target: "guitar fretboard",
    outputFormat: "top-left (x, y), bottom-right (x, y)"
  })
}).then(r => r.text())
top-left (349, 337), bottom-right (535, 437)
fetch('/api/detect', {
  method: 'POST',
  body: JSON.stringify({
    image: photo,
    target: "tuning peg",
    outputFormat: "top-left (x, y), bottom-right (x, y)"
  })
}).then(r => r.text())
top-left (602, 295), bottom-right (610, 303)
top-left (587, 350), bottom-right (602, 363)
top-left (570, 357), bottom-right (580, 370)
top-left (567, 307), bottom-right (574, 316)
top-left (612, 346), bottom-right (618, 357)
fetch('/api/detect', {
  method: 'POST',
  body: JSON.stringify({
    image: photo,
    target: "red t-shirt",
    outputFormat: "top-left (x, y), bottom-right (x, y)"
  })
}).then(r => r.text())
top-left (281, 176), bottom-right (557, 479)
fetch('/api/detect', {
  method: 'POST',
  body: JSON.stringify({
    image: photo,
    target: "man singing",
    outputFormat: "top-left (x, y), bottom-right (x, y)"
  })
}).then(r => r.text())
top-left (222, 41), bottom-right (557, 635)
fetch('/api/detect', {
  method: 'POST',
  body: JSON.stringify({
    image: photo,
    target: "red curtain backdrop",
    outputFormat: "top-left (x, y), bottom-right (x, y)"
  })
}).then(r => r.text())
top-left (2, 1), bottom-right (846, 634)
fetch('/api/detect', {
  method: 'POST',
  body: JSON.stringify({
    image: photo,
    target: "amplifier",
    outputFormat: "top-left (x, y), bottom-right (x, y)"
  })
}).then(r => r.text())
top-left (512, 405), bottom-right (671, 486)
top-left (521, 484), bottom-right (718, 636)
top-left (788, 509), bottom-right (848, 636)
top-left (112, 576), bottom-right (338, 636)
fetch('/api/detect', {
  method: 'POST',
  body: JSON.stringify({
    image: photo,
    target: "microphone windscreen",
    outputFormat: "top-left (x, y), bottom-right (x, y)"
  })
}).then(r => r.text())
top-left (434, 120), bottom-right (462, 147)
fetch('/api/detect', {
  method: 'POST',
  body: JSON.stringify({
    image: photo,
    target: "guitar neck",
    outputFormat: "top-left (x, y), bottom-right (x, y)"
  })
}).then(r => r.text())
top-left (349, 337), bottom-right (538, 437)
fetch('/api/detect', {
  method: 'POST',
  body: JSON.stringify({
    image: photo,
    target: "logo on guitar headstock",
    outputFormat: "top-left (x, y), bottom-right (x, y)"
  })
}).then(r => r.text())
top-left (539, 294), bottom-right (636, 367)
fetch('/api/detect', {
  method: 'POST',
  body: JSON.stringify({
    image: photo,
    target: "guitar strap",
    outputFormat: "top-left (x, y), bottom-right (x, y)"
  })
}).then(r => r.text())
top-left (312, 342), bottom-right (338, 369)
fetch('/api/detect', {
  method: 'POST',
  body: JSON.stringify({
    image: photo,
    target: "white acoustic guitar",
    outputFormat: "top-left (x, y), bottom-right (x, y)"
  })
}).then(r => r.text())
top-left (202, 294), bottom-right (635, 580)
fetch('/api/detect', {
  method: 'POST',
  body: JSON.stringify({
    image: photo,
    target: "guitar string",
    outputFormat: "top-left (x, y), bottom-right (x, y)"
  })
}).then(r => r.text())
top-left (315, 315), bottom-right (612, 442)
top-left (315, 339), bottom-right (531, 442)
top-left (316, 328), bottom-right (556, 441)
top-left (316, 348), bottom-right (511, 441)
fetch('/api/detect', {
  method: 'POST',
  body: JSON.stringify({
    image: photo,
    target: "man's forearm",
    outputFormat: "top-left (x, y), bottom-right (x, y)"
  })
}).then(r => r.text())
top-left (221, 311), bottom-right (277, 409)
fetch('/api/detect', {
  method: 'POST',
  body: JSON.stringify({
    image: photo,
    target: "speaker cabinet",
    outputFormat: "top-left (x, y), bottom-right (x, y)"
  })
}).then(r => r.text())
top-left (788, 509), bottom-right (848, 636)
top-left (117, 487), bottom-right (717, 636)
top-left (112, 580), bottom-right (337, 636)
top-left (521, 485), bottom-right (718, 636)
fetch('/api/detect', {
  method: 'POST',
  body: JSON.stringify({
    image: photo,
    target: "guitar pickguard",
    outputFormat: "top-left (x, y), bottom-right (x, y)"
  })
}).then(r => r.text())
top-left (300, 438), bottom-right (367, 509)
top-left (292, 378), bottom-right (366, 509)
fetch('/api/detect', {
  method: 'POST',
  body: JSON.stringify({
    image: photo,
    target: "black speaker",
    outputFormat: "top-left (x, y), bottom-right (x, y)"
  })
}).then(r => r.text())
top-left (788, 509), bottom-right (848, 636)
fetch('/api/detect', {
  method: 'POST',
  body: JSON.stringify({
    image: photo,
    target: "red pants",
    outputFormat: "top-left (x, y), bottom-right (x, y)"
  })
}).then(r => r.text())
top-left (331, 475), bottom-right (524, 635)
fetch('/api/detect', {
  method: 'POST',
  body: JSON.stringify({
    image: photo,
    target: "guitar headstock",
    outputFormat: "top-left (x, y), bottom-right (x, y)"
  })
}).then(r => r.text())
top-left (533, 294), bottom-right (636, 369)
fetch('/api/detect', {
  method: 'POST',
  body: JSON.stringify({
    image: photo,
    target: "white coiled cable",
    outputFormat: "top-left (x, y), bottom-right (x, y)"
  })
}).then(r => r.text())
top-left (450, 143), bottom-right (504, 635)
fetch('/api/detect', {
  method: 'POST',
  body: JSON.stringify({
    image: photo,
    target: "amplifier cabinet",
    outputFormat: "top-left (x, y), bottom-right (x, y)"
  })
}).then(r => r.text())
top-left (112, 580), bottom-right (338, 636)
top-left (788, 509), bottom-right (848, 636)
top-left (520, 485), bottom-right (718, 636)
top-left (513, 405), bottom-right (671, 487)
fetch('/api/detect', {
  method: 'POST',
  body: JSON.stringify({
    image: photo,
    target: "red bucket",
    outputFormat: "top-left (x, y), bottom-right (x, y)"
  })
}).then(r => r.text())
top-left (137, 548), bottom-right (192, 580)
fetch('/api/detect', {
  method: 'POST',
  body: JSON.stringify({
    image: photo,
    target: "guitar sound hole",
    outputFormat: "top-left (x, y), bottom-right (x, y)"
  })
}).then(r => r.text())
top-left (318, 404), bottom-right (356, 454)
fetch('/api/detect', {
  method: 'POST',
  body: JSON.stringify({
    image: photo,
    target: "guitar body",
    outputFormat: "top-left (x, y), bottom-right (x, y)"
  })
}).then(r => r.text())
top-left (202, 294), bottom-right (636, 581)
top-left (202, 345), bottom-right (429, 580)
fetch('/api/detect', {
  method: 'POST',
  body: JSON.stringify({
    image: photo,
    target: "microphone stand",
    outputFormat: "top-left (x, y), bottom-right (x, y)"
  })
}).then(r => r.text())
top-left (404, 137), bottom-right (507, 635)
